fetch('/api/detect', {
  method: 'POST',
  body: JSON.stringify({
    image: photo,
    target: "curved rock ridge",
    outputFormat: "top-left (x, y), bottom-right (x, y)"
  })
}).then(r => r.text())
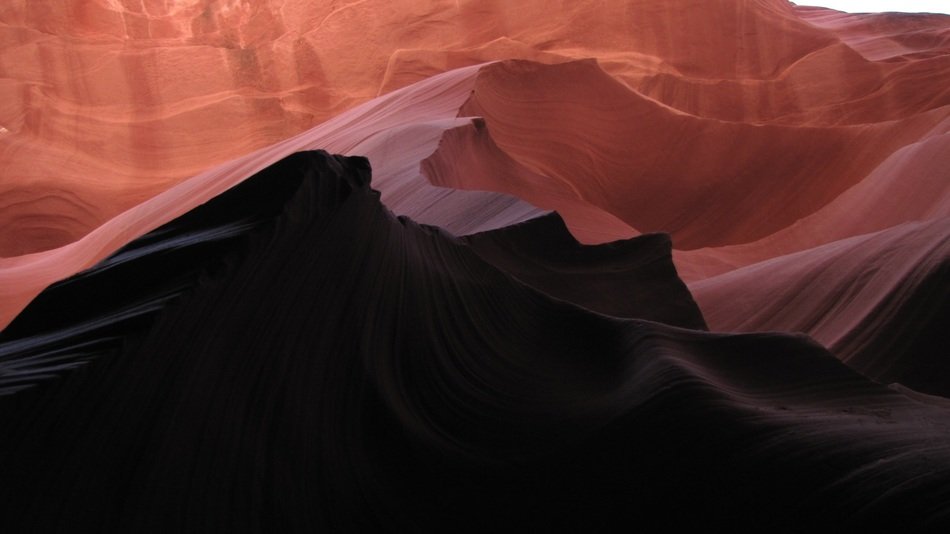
top-left (795, 5), bottom-right (950, 61)
top-left (674, 123), bottom-right (950, 282)
top-left (0, 151), bottom-right (695, 395)
top-left (0, 51), bottom-right (945, 398)
top-left (0, 3), bottom-right (948, 526)
top-left (3, 151), bottom-right (950, 531)
top-left (2, 1), bottom-right (948, 255)
top-left (457, 59), bottom-right (948, 249)
top-left (414, 56), bottom-right (949, 374)
top-left (463, 213), bottom-right (707, 330)
top-left (692, 218), bottom-right (950, 397)
top-left (0, 64), bottom-right (549, 330)
top-left (420, 116), bottom-right (640, 244)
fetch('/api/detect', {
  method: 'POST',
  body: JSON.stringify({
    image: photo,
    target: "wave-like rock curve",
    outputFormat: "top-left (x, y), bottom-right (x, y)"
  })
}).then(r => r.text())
top-left (3, 152), bottom-right (950, 531)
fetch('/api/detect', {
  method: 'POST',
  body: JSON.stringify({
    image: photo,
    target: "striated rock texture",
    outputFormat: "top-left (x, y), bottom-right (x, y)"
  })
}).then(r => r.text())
top-left (3, 152), bottom-right (950, 531)
top-left (1, 0), bottom-right (949, 530)
top-left (2, 0), bottom-right (948, 255)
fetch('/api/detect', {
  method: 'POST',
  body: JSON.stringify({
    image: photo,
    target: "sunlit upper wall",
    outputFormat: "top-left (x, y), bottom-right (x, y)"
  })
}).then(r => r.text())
top-left (792, 1), bottom-right (950, 14)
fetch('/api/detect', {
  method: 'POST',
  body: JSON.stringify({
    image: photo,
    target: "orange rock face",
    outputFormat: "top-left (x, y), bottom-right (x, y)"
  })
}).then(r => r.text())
top-left (2, 2), bottom-right (950, 528)
top-left (1, 0), bottom-right (948, 372)
top-left (3, 0), bottom-right (946, 254)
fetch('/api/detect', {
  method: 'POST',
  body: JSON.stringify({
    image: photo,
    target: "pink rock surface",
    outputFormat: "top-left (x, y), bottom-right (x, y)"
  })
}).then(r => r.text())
top-left (0, 64), bottom-right (545, 328)
top-left (2, 2), bottom-right (950, 529)
top-left (1, 0), bottom-right (948, 389)
top-left (3, 0), bottom-right (947, 254)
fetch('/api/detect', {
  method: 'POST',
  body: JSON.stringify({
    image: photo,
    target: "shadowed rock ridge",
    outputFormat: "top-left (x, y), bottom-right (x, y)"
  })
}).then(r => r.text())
top-left (463, 213), bottom-right (708, 330)
top-left (2, 151), bottom-right (950, 531)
